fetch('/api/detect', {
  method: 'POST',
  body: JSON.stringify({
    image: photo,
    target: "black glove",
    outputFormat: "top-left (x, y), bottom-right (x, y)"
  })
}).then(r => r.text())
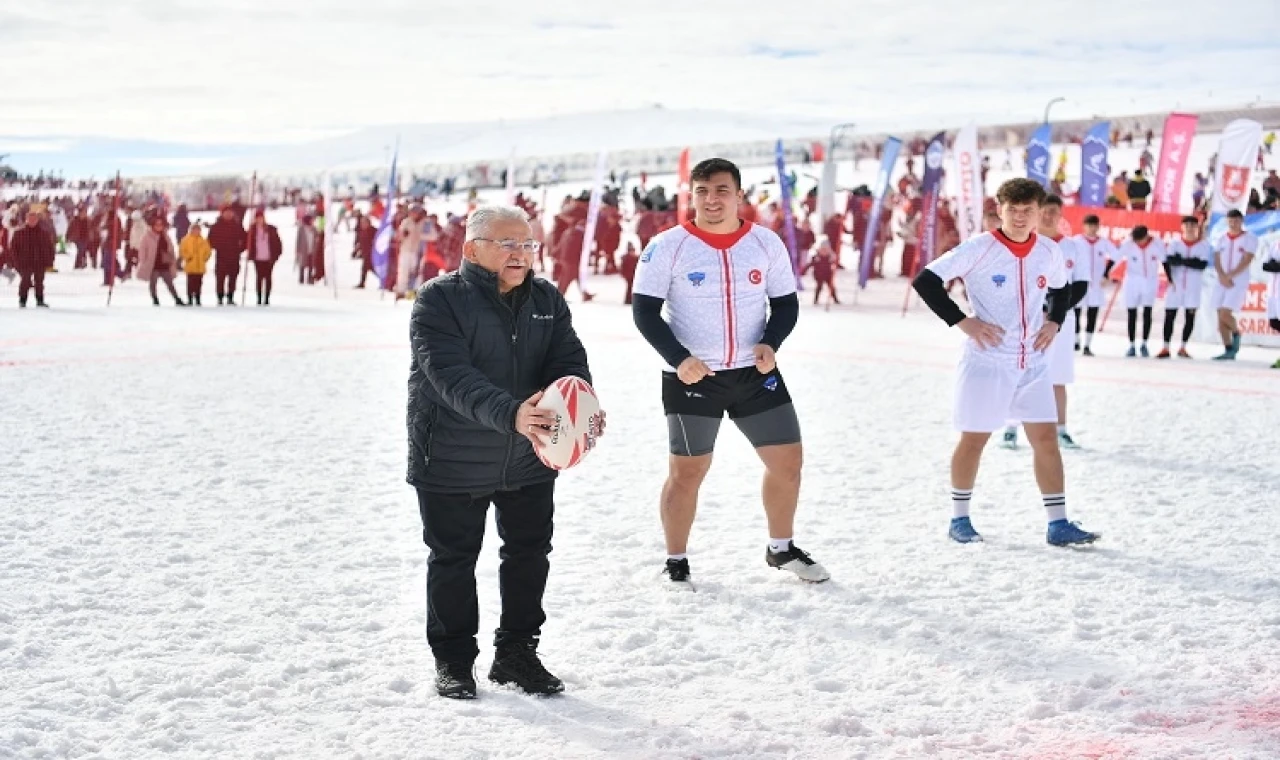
top-left (1262, 260), bottom-right (1280, 273)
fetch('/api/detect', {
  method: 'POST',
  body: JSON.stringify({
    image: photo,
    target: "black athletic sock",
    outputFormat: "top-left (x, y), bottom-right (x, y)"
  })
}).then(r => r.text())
top-left (1086, 306), bottom-right (1099, 334)
top-left (1073, 307), bottom-right (1082, 335)
top-left (1182, 309), bottom-right (1197, 344)
top-left (1127, 309), bottom-right (1138, 343)
top-left (1163, 309), bottom-right (1177, 344)
top-left (1142, 307), bottom-right (1153, 342)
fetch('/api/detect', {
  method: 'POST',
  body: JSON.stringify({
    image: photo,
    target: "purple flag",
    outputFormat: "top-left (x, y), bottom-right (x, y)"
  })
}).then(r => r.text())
top-left (918, 131), bottom-right (946, 272)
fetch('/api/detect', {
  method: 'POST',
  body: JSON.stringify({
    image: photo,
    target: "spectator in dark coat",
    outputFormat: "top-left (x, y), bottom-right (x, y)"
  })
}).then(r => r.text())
top-left (208, 206), bottom-right (246, 305)
top-left (67, 208), bottom-right (94, 269)
top-left (407, 204), bottom-right (596, 700)
top-left (1128, 170), bottom-right (1152, 211)
top-left (173, 204), bottom-right (191, 241)
top-left (245, 209), bottom-right (283, 306)
top-left (353, 214), bottom-right (378, 288)
top-left (12, 210), bottom-right (56, 307)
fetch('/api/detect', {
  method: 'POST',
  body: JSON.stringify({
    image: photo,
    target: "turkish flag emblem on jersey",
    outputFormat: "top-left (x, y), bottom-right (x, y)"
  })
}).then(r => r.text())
top-left (1221, 165), bottom-right (1251, 205)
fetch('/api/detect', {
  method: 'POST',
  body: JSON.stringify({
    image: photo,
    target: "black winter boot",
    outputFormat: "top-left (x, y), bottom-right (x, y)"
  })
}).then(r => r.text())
top-left (488, 641), bottom-right (564, 695)
top-left (435, 660), bottom-right (477, 700)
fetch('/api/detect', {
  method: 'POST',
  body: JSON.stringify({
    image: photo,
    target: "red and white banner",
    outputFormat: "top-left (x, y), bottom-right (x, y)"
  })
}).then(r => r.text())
top-left (578, 150), bottom-right (608, 297)
top-left (1151, 112), bottom-right (1197, 214)
top-left (1211, 119), bottom-right (1263, 216)
top-left (676, 148), bottom-right (691, 224)
top-left (952, 122), bottom-right (983, 241)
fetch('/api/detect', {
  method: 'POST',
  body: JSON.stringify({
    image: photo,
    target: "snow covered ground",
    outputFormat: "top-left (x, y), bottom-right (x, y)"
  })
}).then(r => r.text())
top-left (3, 213), bottom-right (1280, 760)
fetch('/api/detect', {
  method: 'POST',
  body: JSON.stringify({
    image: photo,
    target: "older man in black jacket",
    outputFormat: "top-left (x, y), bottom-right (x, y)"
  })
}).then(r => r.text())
top-left (408, 204), bottom-right (594, 700)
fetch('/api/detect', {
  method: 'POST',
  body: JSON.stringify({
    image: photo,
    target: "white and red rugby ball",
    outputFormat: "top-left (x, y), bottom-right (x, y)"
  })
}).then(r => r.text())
top-left (533, 376), bottom-right (602, 471)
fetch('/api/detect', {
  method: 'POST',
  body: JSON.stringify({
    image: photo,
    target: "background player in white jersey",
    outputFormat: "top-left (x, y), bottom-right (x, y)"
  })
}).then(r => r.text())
top-left (1262, 240), bottom-right (1280, 369)
top-left (1158, 216), bottom-right (1210, 359)
top-left (631, 158), bottom-right (829, 585)
top-left (1117, 226), bottom-right (1166, 357)
top-left (911, 179), bottom-right (1100, 548)
top-left (1001, 195), bottom-right (1089, 450)
top-left (1210, 210), bottom-right (1258, 361)
top-left (1072, 214), bottom-right (1116, 357)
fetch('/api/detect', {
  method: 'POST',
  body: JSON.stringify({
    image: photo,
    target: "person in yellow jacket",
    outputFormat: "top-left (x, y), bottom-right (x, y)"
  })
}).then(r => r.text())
top-left (180, 221), bottom-right (213, 306)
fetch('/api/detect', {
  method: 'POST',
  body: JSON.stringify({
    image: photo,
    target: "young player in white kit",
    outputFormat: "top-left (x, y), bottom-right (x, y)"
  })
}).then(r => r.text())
top-left (911, 179), bottom-right (1100, 547)
top-left (1073, 215), bottom-right (1116, 357)
top-left (1262, 239), bottom-right (1280, 369)
top-left (1210, 210), bottom-right (1259, 361)
top-left (631, 158), bottom-right (829, 585)
top-left (1117, 225), bottom-right (1167, 357)
top-left (1158, 216), bottom-right (1210, 358)
top-left (1001, 195), bottom-right (1089, 450)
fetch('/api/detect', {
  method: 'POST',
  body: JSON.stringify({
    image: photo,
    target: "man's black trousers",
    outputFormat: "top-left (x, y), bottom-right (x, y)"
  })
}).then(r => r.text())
top-left (416, 480), bottom-right (555, 664)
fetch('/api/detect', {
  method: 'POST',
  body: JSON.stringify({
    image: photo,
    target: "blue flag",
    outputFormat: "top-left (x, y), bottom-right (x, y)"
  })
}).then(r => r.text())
top-left (775, 139), bottom-right (802, 288)
top-left (372, 149), bottom-right (399, 284)
top-left (859, 136), bottom-right (902, 287)
top-left (1026, 124), bottom-right (1051, 188)
top-left (1080, 122), bottom-right (1110, 208)
top-left (918, 131), bottom-right (946, 271)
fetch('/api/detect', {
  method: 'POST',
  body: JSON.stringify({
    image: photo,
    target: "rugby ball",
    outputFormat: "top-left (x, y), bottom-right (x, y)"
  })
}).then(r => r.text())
top-left (532, 376), bottom-right (602, 471)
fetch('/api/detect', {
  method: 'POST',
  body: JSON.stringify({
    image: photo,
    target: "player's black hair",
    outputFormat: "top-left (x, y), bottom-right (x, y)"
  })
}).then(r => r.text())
top-left (995, 178), bottom-right (1046, 205)
top-left (1043, 194), bottom-right (1064, 208)
top-left (1132, 225), bottom-right (1149, 240)
top-left (1180, 215), bottom-right (1199, 225)
top-left (1083, 214), bottom-right (1100, 225)
top-left (1226, 209), bottom-right (1244, 219)
top-left (690, 158), bottom-right (742, 190)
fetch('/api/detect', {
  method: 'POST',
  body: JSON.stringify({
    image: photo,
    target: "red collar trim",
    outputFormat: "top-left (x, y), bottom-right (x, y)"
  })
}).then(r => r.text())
top-left (1227, 231), bottom-right (1245, 240)
top-left (1084, 235), bottom-right (1099, 243)
top-left (683, 220), bottom-right (752, 249)
top-left (994, 229), bottom-right (1036, 258)
top-left (1181, 236), bottom-right (1200, 246)
top-left (1137, 238), bottom-right (1152, 249)
top-left (1048, 234), bottom-right (1063, 242)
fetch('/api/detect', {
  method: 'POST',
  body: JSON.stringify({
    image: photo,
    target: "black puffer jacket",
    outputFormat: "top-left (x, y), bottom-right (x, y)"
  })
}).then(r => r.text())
top-left (407, 260), bottom-right (591, 493)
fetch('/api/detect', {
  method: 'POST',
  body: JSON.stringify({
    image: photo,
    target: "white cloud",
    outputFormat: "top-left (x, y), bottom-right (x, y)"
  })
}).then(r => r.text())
top-left (0, 138), bottom-right (74, 153)
top-left (1, 0), bottom-right (1278, 145)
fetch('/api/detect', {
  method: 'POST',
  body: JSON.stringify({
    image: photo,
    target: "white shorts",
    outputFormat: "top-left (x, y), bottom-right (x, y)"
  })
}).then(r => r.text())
top-left (1082, 280), bottom-right (1108, 308)
top-left (954, 355), bottom-right (1057, 433)
top-left (1124, 278), bottom-right (1158, 309)
top-left (1209, 282), bottom-right (1248, 312)
top-left (1047, 311), bottom-right (1076, 385)
top-left (1163, 277), bottom-right (1203, 310)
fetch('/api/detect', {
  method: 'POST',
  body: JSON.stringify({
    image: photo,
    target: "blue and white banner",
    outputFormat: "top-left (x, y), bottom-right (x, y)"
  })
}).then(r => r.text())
top-left (775, 139), bottom-right (802, 288)
top-left (918, 131), bottom-right (946, 271)
top-left (859, 136), bottom-right (902, 287)
top-left (1079, 121), bottom-right (1110, 208)
top-left (1025, 124), bottom-right (1052, 188)
top-left (372, 147), bottom-right (398, 283)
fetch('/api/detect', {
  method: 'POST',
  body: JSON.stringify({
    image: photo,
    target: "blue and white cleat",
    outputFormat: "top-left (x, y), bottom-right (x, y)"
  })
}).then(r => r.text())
top-left (1125, 345), bottom-right (1137, 357)
top-left (1139, 343), bottom-right (1150, 358)
top-left (1211, 350), bottom-right (1236, 361)
top-left (1000, 428), bottom-right (1018, 450)
top-left (1047, 519), bottom-right (1100, 547)
top-left (1058, 431), bottom-right (1080, 450)
top-left (949, 516), bottom-right (983, 544)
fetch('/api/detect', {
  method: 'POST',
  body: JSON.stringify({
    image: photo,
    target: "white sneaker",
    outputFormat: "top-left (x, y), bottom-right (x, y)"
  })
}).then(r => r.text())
top-left (765, 543), bottom-right (830, 583)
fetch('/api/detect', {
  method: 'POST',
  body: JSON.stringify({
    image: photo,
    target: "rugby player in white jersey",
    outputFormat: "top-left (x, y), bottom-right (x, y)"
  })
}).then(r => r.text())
top-left (1072, 214), bottom-right (1116, 357)
top-left (1001, 195), bottom-right (1090, 450)
top-left (911, 178), bottom-right (1100, 547)
top-left (1210, 209), bottom-right (1259, 361)
top-left (1117, 225), bottom-right (1167, 357)
top-left (1158, 216), bottom-right (1210, 358)
top-left (631, 158), bottom-right (829, 585)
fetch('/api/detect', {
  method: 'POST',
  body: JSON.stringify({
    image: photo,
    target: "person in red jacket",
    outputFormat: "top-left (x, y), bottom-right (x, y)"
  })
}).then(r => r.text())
top-left (245, 209), bottom-right (283, 306)
top-left (822, 213), bottom-right (845, 267)
top-left (620, 242), bottom-right (640, 305)
top-left (802, 236), bottom-right (839, 305)
top-left (635, 204), bottom-right (662, 250)
top-left (354, 214), bottom-right (378, 287)
top-left (12, 210), bottom-right (56, 307)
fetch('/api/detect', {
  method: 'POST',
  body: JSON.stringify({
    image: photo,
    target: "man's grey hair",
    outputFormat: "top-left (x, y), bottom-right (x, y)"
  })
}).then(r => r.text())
top-left (465, 205), bottom-right (531, 242)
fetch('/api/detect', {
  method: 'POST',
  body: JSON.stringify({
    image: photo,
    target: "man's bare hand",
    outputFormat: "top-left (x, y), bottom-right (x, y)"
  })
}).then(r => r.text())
top-left (515, 391), bottom-right (558, 446)
top-left (753, 344), bottom-right (776, 374)
top-left (958, 317), bottom-right (1005, 350)
top-left (677, 356), bottom-right (715, 385)
top-left (1032, 320), bottom-right (1060, 352)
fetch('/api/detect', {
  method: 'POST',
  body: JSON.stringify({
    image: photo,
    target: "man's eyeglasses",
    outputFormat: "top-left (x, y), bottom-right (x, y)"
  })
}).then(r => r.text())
top-left (473, 238), bottom-right (542, 254)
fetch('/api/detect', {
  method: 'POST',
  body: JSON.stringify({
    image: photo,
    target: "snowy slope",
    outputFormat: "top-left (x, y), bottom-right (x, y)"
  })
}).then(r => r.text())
top-left (2, 212), bottom-right (1279, 759)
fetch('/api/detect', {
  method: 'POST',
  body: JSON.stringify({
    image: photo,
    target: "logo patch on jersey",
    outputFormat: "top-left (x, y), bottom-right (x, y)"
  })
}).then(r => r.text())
top-left (992, 274), bottom-right (1007, 288)
top-left (640, 245), bottom-right (654, 263)
top-left (763, 376), bottom-right (779, 392)
top-left (687, 272), bottom-right (706, 287)
top-left (1037, 275), bottom-right (1047, 289)
top-left (748, 268), bottom-right (763, 285)
top-left (1066, 259), bottom-right (1074, 269)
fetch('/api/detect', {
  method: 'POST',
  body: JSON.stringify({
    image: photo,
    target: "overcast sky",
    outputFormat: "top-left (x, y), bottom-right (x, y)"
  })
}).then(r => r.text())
top-left (2, 0), bottom-right (1278, 174)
